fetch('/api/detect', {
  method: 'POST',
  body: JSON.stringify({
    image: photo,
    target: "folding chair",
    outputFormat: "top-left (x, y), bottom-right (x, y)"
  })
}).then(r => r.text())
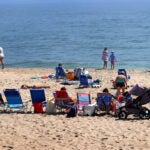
top-left (79, 75), bottom-right (93, 88)
top-left (77, 93), bottom-right (91, 114)
top-left (54, 90), bottom-right (73, 112)
top-left (97, 93), bottom-right (112, 113)
top-left (118, 69), bottom-right (130, 80)
top-left (30, 89), bottom-right (47, 113)
top-left (55, 66), bottom-right (66, 79)
top-left (4, 89), bottom-right (28, 112)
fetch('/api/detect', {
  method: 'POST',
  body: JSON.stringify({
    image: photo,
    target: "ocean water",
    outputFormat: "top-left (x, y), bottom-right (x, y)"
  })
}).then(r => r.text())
top-left (0, 0), bottom-right (150, 69)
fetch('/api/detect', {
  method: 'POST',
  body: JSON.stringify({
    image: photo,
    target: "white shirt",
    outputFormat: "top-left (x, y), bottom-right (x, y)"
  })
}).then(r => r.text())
top-left (0, 47), bottom-right (4, 57)
top-left (81, 70), bottom-right (89, 75)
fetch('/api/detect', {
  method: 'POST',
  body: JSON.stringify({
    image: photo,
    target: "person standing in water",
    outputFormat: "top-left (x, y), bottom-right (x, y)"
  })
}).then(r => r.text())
top-left (102, 47), bottom-right (109, 69)
top-left (0, 47), bottom-right (4, 69)
top-left (109, 51), bottom-right (117, 69)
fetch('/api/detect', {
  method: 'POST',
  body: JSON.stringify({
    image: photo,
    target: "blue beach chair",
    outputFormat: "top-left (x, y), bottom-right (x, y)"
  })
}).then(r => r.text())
top-left (118, 69), bottom-right (130, 80)
top-left (4, 89), bottom-right (28, 112)
top-left (30, 89), bottom-right (47, 113)
top-left (97, 93), bottom-right (112, 113)
top-left (55, 66), bottom-right (66, 79)
top-left (79, 75), bottom-right (93, 88)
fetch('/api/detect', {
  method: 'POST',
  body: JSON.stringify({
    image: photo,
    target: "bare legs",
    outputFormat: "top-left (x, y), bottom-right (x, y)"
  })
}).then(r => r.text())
top-left (103, 61), bottom-right (108, 69)
top-left (117, 86), bottom-right (125, 96)
top-left (0, 57), bottom-right (4, 69)
top-left (111, 63), bottom-right (115, 69)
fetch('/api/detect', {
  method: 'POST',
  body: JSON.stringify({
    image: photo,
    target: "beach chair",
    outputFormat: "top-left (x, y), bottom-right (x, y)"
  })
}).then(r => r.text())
top-left (97, 93), bottom-right (112, 113)
top-left (77, 93), bottom-right (91, 114)
top-left (79, 75), bottom-right (93, 88)
top-left (3, 89), bottom-right (28, 112)
top-left (118, 69), bottom-right (130, 80)
top-left (74, 67), bottom-right (82, 80)
top-left (55, 66), bottom-right (66, 79)
top-left (30, 89), bottom-right (47, 113)
top-left (54, 90), bottom-right (73, 111)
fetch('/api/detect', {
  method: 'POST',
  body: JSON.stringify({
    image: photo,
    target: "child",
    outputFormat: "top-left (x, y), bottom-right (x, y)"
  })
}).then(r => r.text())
top-left (109, 51), bottom-right (116, 69)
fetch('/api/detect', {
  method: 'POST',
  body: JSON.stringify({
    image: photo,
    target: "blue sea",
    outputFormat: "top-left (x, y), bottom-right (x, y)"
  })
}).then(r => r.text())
top-left (0, 0), bottom-right (150, 69)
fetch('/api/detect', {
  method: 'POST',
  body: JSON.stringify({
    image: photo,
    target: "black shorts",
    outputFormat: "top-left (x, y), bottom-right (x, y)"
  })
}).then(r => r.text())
top-left (116, 82), bottom-right (125, 87)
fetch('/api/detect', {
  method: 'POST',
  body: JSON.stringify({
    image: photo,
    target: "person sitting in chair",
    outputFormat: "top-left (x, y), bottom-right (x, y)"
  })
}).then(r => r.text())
top-left (102, 88), bottom-right (116, 113)
top-left (56, 63), bottom-right (66, 79)
top-left (56, 87), bottom-right (76, 103)
top-left (81, 68), bottom-right (92, 79)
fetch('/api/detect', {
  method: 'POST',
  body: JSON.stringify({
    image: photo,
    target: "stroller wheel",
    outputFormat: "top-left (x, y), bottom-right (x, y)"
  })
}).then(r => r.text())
top-left (144, 109), bottom-right (150, 119)
top-left (139, 111), bottom-right (145, 119)
top-left (118, 111), bottom-right (128, 119)
top-left (139, 109), bottom-right (150, 119)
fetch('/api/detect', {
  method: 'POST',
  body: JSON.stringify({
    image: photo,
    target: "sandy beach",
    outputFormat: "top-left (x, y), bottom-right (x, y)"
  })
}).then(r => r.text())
top-left (0, 68), bottom-right (150, 150)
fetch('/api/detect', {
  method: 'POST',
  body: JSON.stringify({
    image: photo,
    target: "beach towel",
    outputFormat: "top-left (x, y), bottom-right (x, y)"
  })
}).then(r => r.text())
top-left (31, 75), bottom-right (40, 79)
top-left (41, 75), bottom-right (49, 79)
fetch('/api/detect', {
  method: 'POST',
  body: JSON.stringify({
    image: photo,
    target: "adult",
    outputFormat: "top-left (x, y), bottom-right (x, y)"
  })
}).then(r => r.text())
top-left (55, 63), bottom-right (66, 79)
top-left (21, 84), bottom-right (50, 89)
top-left (74, 67), bottom-right (82, 80)
top-left (102, 47), bottom-right (109, 69)
top-left (114, 71), bottom-right (127, 96)
top-left (0, 47), bottom-right (4, 69)
top-left (81, 68), bottom-right (92, 79)
top-left (103, 88), bottom-right (116, 112)
top-left (56, 87), bottom-right (76, 103)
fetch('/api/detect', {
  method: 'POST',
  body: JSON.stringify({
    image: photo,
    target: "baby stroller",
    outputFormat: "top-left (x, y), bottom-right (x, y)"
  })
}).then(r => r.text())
top-left (117, 85), bottom-right (150, 119)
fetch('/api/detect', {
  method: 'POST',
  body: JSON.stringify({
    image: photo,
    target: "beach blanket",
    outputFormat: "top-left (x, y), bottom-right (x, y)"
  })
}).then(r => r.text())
top-left (61, 79), bottom-right (79, 85)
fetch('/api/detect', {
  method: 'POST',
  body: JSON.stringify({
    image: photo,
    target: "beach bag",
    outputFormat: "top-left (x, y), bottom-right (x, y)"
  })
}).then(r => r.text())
top-left (66, 72), bottom-right (75, 80)
top-left (46, 100), bottom-right (56, 114)
top-left (83, 106), bottom-right (95, 116)
top-left (66, 104), bottom-right (77, 117)
top-left (33, 102), bottom-right (43, 113)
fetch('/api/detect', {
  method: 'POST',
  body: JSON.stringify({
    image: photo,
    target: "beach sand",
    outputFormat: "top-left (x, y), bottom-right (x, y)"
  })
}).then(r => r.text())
top-left (0, 68), bottom-right (150, 150)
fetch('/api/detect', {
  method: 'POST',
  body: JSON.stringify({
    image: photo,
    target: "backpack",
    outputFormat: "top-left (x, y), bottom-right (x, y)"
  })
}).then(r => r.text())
top-left (66, 104), bottom-right (77, 118)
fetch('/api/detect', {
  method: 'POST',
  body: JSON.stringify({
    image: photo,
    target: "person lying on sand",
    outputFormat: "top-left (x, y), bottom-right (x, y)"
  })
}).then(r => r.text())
top-left (55, 87), bottom-right (77, 103)
top-left (21, 84), bottom-right (50, 89)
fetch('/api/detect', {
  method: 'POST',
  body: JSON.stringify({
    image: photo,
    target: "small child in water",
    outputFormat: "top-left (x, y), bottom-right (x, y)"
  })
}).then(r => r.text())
top-left (109, 51), bottom-right (117, 69)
